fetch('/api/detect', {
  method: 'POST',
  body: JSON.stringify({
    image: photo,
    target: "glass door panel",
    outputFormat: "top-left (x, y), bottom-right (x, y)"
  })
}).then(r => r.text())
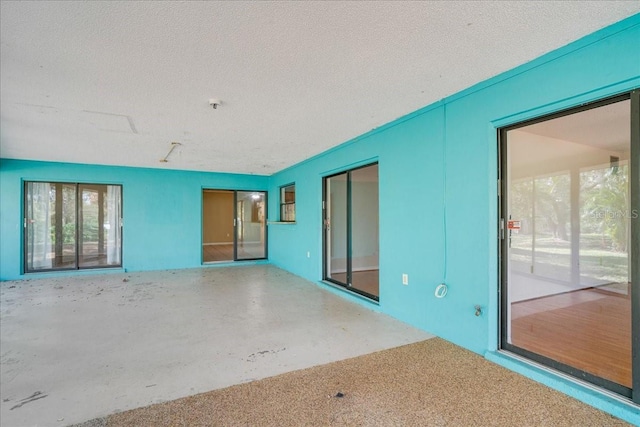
top-left (503, 98), bottom-right (632, 390)
top-left (579, 164), bottom-right (630, 289)
top-left (325, 173), bottom-right (348, 285)
top-left (104, 185), bottom-right (122, 267)
top-left (235, 191), bottom-right (267, 260)
top-left (350, 164), bottom-right (379, 297)
top-left (78, 184), bottom-right (122, 268)
top-left (25, 182), bottom-right (77, 271)
top-left (202, 190), bottom-right (234, 262)
top-left (532, 174), bottom-right (571, 282)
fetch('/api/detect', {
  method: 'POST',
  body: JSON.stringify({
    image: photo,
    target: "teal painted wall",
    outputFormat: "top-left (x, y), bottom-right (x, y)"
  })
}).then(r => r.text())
top-left (267, 15), bottom-right (640, 423)
top-left (269, 13), bottom-right (640, 352)
top-left (0, 159), bottom-right (268, 280)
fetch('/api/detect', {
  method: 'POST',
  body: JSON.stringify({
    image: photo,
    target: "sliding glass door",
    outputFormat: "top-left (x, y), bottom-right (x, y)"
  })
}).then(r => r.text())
top-left (323, 163), bottom-right (379, 300)
top-left (500, 91), bottom-right (638, 402)
top-left (25, 182), bottom-right (122, 272)
top-left (202, 190), bottom-right (267, 262)
top-left (236, 191), bottom-right (266, 260)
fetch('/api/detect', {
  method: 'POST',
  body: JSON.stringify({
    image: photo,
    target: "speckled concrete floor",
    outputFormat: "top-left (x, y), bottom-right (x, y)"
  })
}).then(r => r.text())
top-left (0, 265), bottom-right (431, 426)
top-left (75, 338), bottom-right (631, 427)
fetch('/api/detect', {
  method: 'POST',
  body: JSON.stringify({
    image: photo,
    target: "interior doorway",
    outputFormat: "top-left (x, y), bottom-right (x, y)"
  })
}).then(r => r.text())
top-left (202, 189), bottom-right (267, 262)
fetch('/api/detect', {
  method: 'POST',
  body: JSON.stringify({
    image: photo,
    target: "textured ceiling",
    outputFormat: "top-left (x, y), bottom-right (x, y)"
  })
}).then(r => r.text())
top-left (1, 1), bottom-right (639, 175)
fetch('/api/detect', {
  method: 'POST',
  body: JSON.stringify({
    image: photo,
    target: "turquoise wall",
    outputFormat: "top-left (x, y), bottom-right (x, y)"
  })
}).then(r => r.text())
top-left (269, 13), bottom-right (640, 352)
top-left (267, 15), bottom-right (640, 423)
top-left (0, 160), bottom-right (268, 280)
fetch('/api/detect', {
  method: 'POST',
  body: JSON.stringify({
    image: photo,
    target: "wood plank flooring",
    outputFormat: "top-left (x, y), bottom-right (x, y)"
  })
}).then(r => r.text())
top-left (511, 288), bottom-right (631, 387)
top-left (202, 243), bottom-right (266, 262)
top-left (202, 244), bottom-right (234, 262)
top-left (330, 270), bottom-right (379, 298)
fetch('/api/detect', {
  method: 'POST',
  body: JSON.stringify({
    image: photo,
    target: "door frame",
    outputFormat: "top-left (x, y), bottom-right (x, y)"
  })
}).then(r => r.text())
top-left (234, 190), bottom-right (268, 261)
top-left (201, 188), bottom-right (268, 263)
top-left (322, 162), bottom-right (379, 301)
top-left (498, 90), bottom-right (639, 403)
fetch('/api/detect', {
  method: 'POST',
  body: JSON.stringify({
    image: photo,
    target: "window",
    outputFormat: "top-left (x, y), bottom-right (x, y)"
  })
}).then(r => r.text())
top-left (24, 182), bottom-right (122, 272)
top-left (280, 184), bottom-right (296, 222)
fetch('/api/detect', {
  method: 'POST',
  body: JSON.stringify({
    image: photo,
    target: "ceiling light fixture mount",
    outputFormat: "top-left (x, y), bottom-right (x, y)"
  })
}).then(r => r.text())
top-left (209, 98), bottom-right (221, 109)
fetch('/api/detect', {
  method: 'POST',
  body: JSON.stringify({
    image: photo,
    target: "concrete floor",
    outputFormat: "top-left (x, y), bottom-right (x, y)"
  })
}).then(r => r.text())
top-left (0, 265), bottom-right (432, 427)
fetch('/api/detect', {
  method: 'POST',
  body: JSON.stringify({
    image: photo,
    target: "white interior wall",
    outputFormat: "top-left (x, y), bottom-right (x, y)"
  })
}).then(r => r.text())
top-left (329, 176), bottom-right (379, 273)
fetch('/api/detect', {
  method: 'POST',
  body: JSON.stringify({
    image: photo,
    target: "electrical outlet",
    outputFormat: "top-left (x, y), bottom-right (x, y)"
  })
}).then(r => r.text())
top-left (307, 251), bottom-right (310, 258)
top-left (402, 274), bottom-right (408, 285)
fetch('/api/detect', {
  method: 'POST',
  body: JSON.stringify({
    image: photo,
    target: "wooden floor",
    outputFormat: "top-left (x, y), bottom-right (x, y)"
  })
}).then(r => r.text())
top-left (203, 244), bottom-right (234, 262)
top-left (511, 287), bottom-right (631, 387)
top-left (331, 270), bottom-right (379, 298)
top-left (203, 243), bottom-right (265, 262)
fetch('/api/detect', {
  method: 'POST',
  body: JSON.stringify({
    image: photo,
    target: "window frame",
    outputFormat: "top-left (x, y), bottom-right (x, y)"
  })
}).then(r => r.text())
top-left (279, 183), bottom-right (296, 222)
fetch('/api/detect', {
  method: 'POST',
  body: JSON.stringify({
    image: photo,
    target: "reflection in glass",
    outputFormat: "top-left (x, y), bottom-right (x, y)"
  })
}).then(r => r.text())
top-left (236, 191), bottom-right (266, 260)
top-left (26, 182), bottom-right (77, 270)
top-left (506, 99), bottom-right (631, 387)
top-left (325, 165), bottom-right (379, 299)
top-left (202, 190), bottom-right (234, 262)
top-left (350, 165), bottom-right (379, 297)
top-left (79, 184), bottom-right (122, 267)
top-left (25, 182), bottom-right (122, 271)
top-left (326, 173), bottom-right (348, 285)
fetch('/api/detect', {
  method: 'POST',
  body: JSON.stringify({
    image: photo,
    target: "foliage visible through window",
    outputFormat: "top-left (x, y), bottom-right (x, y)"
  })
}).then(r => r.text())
top-left (509, 162), bottom-right (630, 285)
top-left (280, 184), bottom-right (296, 222)
top-left (25, 182), bottom-right (122, 272)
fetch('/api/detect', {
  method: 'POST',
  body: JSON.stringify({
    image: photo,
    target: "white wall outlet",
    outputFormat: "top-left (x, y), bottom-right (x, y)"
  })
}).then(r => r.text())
top-left (307, 251), bottom-right (310, 258)
top-left (402, 274), bottom-right (408, 285)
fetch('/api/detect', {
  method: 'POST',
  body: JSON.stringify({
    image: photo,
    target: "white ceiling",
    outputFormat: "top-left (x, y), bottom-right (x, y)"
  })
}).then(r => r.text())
top-left (522, 99), bottom-right (631, 153)
top-left (1, 1), bottom-right (639, 175)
